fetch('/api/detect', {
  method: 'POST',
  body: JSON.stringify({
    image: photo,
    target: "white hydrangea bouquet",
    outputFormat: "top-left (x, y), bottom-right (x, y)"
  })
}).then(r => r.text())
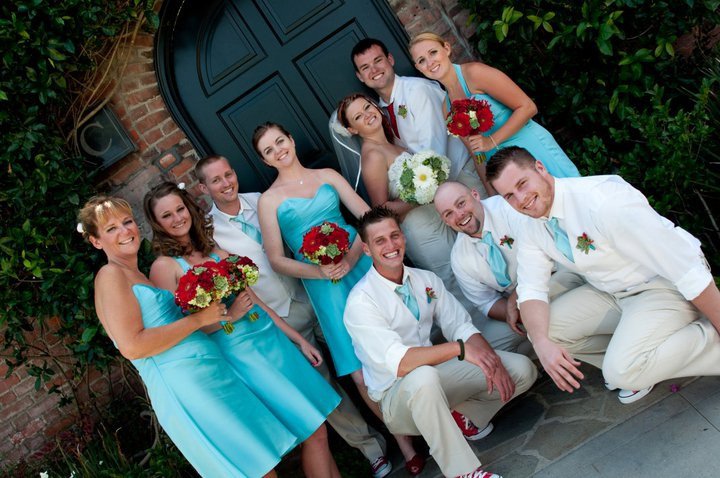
top-left (390, 150), bottom-right (450, 204)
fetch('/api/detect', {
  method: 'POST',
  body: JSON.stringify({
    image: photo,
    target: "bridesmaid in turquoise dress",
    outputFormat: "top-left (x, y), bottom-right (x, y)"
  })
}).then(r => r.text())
top-left (409, 32), bottom-right (579, 192)
top-left (253, 122), bottom-right (421, 464)
top-left (79, 195), bottom-right (297, 478)
top-left (144, 182), bottom-right (342, 478)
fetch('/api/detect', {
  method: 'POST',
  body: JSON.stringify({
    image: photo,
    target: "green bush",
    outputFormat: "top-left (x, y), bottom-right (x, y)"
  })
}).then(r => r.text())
top-left (0, 0), bottom-right (156, 411)
top-left (460, 0), bottom-right (720, 266)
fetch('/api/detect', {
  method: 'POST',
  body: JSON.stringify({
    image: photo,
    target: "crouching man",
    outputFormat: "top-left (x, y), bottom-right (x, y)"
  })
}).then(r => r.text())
top-left (344, 206), bottom-right (537, 478)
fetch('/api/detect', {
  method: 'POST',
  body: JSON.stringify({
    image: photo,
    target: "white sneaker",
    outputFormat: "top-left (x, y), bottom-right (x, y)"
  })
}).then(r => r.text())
top-left (370, 456), bottom-right (392, 478)
top-left (618, 385), bottom-right (654, 404)
top-left (457, 467), bottom-right (503, 478)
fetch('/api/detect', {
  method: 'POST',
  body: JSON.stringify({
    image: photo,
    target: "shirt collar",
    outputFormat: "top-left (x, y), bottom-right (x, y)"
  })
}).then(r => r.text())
top-left (544, 178), bottom-right (565, 221)
top-left (378, 75), bottom-right (402, 108)
top-left (371, 264), bottom-right (410, 290)
top-left (211, 195), bottom-right (253, 220)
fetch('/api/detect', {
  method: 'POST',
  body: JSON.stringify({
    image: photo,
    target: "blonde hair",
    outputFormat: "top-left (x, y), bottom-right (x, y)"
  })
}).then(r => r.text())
top-left (408, 31), bottom-right (447, 51)
top-left (77, 196), bottom-right (133, 242)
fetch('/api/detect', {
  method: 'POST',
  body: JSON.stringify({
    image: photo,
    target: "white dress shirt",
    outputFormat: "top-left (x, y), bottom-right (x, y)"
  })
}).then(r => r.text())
top-left (344, 265), bottom-right (480, 400)
top-left (516, 175), bottom-right (712, 304)
top-left (209, 193), bottom-right (306, 317)
top-left (451, 195), bottom-right (532, 315)
top-left (379, 75), bottom-right (470, 180)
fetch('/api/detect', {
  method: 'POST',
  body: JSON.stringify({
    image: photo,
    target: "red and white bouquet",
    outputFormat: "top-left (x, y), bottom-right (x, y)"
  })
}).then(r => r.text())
top-left (174, 255), bottom-right (260, 334)
top-left (446, 98), bottom-right (494, 162)
top-left (446, 98), bottom-right (494, 138)
top-left (299, 221), bottom-right (350, 283)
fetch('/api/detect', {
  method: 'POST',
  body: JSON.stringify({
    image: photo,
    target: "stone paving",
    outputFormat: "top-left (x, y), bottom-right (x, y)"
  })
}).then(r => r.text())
top-left (386, 367), bottom-right (720, 478)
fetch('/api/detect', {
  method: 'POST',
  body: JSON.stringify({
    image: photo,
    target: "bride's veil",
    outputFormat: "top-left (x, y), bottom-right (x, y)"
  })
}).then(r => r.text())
top-left (328, 109), bottom-right (369, 202)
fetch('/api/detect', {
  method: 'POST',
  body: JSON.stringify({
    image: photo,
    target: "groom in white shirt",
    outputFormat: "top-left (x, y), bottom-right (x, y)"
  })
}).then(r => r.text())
top-left (344, 206), bottom-right (536, 478)
top-left (434, 181), bottom-right (584, 353)
top-left (486, 146), bottom-right (720, 403)
top-left (351, 38), bottom-right (485, 193)
top-left (194, 155), bottom-right (394, 478)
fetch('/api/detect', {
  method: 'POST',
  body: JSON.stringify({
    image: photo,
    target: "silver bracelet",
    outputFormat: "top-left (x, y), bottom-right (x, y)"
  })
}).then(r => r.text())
top-left (489, 134), bottom-right (499, 149)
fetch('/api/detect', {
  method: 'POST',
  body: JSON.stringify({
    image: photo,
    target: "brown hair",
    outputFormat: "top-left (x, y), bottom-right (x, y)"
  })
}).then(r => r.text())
top-left (143, 182), bottom-right (215, 257)
top-left (337, 93), bottom-right (394, 144)
top-left (357, 205), bottom-right (400, 243)
top-left (350, 38), bottom-right (390, 71)
top-left (194, 155), bottom-right (228, 183)
top-left (485, 146), bottom-right (538, 183)
top-left (251, 122), bottom-right (292, 156)
top-left (77, 195), bottom-right (133, 242)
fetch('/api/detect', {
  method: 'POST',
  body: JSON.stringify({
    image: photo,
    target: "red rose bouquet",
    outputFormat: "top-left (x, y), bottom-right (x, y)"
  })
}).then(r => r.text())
top-left (299, 221), bottom-right (350, 283)
top-left (446, 98), bottom-right (494, 161)
top-left (175, 256), bottom-right (261, 334)
top-left (223, 254), bottom-right (260, 322)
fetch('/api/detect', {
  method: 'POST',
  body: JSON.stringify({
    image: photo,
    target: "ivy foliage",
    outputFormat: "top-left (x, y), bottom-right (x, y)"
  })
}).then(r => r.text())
top-left (460, 0), bottom-right (720, 266)
top-left (0, 0), bottom-right (157, 403)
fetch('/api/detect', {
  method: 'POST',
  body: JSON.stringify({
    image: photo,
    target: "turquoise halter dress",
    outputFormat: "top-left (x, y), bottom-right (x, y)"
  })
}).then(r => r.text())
top-left (448, 63), bottom-right (580, 178)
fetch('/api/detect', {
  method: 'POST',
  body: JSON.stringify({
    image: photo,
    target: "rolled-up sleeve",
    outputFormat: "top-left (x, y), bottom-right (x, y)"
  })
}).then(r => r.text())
top-left (516, 236), bottom-right (555, 304)
top-left (431, 274), bottom-right (481, 342)
top-left (598, 192), bottom-right (713, 300)
top-left (452, 253), bottom-right (502, 316)
top-left (344, 291), bottom-right (410, 388)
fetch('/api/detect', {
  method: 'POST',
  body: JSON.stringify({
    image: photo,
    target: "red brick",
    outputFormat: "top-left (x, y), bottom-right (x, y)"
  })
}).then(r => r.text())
top-left (27, 396), bottom-right (60, 419)
top-left (157, 151), bottom-right (179, 169)
top-left (141, 145), bottom-right (161, 162)
top-left (45, 415), bottom-right (74, 437)
top-left (12, 412), bottom-right (31, 430)
top-left (11, 376), bottom-right (38, 398)
top-left (120, 78), bottom-right (140, 94)
top-left (123, 62), bottom-right (153, 76)
top-left (0, 373), bottom-right (19, 394)
top-left (143, 126), bottom-right (164, 146)
top-left (108, 156), bottom-right (144, 186)
top-left (155, 129), bottom-right (187, 151)
top-left (0, 391), bottom-right (16, 407)
top-left (135, 34), bottom-right (154, 48)
top-left (170, 158), bottom-right (196, 181)
top-left (128, 102), bottom-right (149, 118)
top-left (146, 95), bottom-right (168, 114)
top-left (160, 118), bottom-right (178, 135)
top-left (177, 140), bottom-right (197, 157)
top-left (127, 86), bottom-right (160, 109)
top-left (134, 110), bottom-right (168, 133)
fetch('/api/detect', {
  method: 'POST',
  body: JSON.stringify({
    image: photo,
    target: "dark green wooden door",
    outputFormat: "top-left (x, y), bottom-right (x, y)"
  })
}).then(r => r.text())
top-left (157, 0), bottom-right (414, 192)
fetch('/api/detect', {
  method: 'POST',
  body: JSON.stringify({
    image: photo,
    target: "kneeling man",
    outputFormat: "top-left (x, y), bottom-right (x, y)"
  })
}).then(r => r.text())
top-left (344, 206), bottom-right (537, 478)
top-left (487, 146), bottom-right (720, 403)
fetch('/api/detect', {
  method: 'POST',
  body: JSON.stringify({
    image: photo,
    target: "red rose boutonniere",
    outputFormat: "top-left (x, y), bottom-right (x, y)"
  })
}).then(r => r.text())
top-left (499, 235), bottom-right (514, 249)
top-left (576, 233), bottom-right (596, 254)
top-left (425, 287), bottom-right (438, 304)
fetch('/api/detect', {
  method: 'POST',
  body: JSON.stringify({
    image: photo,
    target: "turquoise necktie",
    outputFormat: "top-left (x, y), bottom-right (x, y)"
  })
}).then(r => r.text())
top-left (230, 214), bottom-right (263, 244)
top-left (480, 231), bottom-right (511, 288)
top-left (395, 280), bottom-right (420, 321)
top-left (546, 217), bottom-right (574, 263)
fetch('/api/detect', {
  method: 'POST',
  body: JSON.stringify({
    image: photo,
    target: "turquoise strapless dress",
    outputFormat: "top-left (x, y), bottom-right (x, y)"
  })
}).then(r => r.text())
top-left (276, 183), bottom-right (370, 376)
top-left (129, 284), bottom-right (297, 478)
top-left (174, 256), bottom-right (340, 441)
top-left (448, 64), bottom-right (580, 178)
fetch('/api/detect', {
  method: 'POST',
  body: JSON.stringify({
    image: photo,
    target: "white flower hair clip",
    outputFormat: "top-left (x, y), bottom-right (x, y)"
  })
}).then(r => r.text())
top-left (76, 223), bottom-right (84, 234)
top-left (177, 182), bottom-right (186, 190)
top-left (330, 117), bottom-right (352, 138)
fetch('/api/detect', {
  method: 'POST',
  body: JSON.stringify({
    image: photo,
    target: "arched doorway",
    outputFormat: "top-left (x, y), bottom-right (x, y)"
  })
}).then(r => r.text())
top-left (156, 0), bottom-right (415, 191)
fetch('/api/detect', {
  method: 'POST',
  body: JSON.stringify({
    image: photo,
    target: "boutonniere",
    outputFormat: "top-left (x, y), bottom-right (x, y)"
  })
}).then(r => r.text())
top-left (398, 104), bottom-right (408, 118)
top-left (499, 235), bottom-right (514, 249)
top-left (576, 233), bottom-right (596, 254)
top-left (425, 287), bottom-right (437, 303)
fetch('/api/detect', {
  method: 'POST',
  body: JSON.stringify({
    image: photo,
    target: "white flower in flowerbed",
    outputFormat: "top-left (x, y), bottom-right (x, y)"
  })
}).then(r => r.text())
top-left (395, 150), bottom-right (450, 205)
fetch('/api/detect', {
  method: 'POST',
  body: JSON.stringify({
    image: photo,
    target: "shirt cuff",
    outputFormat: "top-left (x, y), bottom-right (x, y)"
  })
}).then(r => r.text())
top-left (517, 287), bottom-right (550, 304)
top-left (481, 296), bottom-right (501, 317)
top-left (675, 265), bottom-right (714, 300)
top-left (386, 342), bottom-right (411, 379)
top-left (454, 323), bottom-right (482, 343)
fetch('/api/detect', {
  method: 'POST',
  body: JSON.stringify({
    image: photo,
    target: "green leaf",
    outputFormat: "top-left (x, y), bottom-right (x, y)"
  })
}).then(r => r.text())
top-left (47, 48), bottom-right (67, 61)
top-left (542, 22), bottom-right (554, 33)
top-left (81, 327), bottom-right (98, 343)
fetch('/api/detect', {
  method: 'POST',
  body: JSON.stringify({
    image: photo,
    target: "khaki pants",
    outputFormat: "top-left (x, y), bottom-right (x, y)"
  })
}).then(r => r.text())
top-left (284, 299), bottom-right (386, 461)
top-left (379, 351), bottom-right (537, 477)
top-left (548, 278), bottom-right (720, 389)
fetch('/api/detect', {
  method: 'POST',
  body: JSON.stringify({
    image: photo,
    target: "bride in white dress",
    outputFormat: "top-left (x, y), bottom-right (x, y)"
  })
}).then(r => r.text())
top-left (336, 93), bottom-right (472, 312)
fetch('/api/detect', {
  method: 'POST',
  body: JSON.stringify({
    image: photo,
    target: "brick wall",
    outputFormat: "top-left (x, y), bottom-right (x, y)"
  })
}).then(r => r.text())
top-left (0, 0), bottom-right (476, 466)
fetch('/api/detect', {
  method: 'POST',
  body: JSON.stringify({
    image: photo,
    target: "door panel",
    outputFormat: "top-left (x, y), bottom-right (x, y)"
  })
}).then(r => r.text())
top-left (165, 0), bottom-right (413, 192)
